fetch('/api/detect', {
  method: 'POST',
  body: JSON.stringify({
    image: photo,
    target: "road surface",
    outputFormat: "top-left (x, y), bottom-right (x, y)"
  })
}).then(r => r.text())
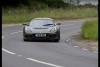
top-left (2, 20), bottom-right (98, 67)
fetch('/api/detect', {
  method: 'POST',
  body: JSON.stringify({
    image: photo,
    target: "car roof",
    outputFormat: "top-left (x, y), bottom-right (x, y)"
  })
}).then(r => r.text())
top-left (33, 18), bottom-right (54, 20)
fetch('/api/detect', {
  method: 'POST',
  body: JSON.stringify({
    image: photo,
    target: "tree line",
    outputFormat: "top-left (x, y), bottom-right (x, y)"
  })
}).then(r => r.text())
top-left (2, 0), bottom-right (97, 9)
top-left (2, 0), bottom-right (68, 8)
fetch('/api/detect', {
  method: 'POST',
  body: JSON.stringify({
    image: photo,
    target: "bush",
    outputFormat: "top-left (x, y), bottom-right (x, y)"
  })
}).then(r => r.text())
top-left (65, 3), bottom-right (77, 9)
top-left (81, 20), bottom-right (98, 40)
top-left (27, 1), bottom-right (48, 10)
top-left (79, 3), bottom-right (98, 8)
top-left (2, 7), bottom-right (98, 24)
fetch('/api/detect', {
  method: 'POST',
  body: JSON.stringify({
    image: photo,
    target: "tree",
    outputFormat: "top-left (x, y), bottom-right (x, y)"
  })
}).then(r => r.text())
top-left (76, 0), bottom-right (80, 4)
top-left (2, 0), bottom-right (67, 8)
top-left (69, 0), bottom-right (73, 3)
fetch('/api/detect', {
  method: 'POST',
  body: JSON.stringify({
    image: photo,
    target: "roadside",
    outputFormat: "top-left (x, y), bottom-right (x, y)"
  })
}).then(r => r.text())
top-left (68, 19), bottom-right (98, 52)
top-left (2, 24), bottom-right (22, 26)
top-left (71, 35), bottom-right (98, 52)
top-left (2, 7), bottom-right (98, 24)
top-left (2, 17), bottom-right (97, 26)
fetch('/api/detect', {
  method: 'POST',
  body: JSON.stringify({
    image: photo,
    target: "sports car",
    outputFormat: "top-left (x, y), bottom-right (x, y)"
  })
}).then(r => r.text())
top-left (23, 18), bottom-right (61, 42)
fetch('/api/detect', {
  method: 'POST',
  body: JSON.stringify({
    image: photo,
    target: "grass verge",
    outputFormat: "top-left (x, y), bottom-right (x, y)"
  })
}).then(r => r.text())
top-left (2, 7), bottom-right (98, 24)
top-left (81, 19), bottom-right (98, 41)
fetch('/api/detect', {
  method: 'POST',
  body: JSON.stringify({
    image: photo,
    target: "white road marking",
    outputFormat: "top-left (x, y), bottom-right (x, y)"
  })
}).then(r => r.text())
top-left (18, 31), bottom-right (22, 32)
top-left (2, 36), bottom-right (4, 39)
top-left (74, 46), bottom-right (79, 48)
top-left (18, 55), bottom-right (23, 57)
top-left (26, 58), bottom-right (64, 67)
top-left (2, 48), bottom-right (16, 55)
top-left (10, 31), bottom-right (22, 34)
top-left (66, 38), bottom-right (70, 42)
top-left (11, 32), bottom-right (19, 34)
top-left (82, 48), bottom-right (88, 51)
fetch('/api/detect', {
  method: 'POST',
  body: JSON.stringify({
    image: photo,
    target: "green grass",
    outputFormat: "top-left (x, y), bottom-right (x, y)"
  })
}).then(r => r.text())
top-left (81, 19), bottom-right (98, 41)
top-left (2, 7), bottom-right (98, 24)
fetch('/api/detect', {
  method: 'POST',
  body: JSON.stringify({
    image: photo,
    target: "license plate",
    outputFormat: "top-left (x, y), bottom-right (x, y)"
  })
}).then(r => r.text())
top-left (35, 34), bottom-right (46, 37)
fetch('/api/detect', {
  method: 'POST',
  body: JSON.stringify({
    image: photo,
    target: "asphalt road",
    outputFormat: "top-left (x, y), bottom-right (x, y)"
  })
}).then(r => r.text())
top-left (2, 20), bottom-right (98, 67)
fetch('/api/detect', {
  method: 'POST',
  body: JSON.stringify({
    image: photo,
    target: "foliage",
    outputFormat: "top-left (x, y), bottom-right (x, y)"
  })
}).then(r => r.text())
top-left (81, 19), bottom-right (98, 40)
top-left (2, 0), bottom-right (97, 9)
top-left (2, 7), bottom-right (98, 24)
top-left (2, 0), bottom-right (67, 9)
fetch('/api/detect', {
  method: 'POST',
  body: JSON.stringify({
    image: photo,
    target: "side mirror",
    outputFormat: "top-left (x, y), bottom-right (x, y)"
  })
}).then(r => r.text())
top-left (56, 23), bottom-right (61, 25)
top-left (22, 23), bottom-right (29, 26)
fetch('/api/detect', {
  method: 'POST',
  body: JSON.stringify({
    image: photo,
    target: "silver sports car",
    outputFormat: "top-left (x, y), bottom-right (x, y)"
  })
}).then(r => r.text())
top-left (22, 18), bottom-right (61, 42)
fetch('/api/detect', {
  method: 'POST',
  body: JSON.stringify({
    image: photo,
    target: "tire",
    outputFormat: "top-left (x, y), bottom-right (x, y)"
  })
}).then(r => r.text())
top-left (23, 36), bottom-right (28, 41)
top-left (23, 29), bottom-right (29, 41)
top-left (24, 38), bottom-right (27, 41)
top-left (54, 39), bottom-right (59, 42)
top-left (54, 32), bottom-right (60, 42)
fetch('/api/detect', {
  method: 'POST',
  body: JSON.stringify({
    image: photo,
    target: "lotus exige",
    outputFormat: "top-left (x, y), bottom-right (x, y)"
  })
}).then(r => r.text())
top-left (23, 18), bottom-right (61, 42)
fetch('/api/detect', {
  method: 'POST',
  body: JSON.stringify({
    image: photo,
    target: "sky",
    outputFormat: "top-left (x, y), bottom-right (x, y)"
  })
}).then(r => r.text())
top-left (63, 0), bottom-right (98, 5)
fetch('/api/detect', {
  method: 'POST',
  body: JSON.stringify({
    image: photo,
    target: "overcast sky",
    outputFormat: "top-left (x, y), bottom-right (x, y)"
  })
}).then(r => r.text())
top-left (63, 0), bottom-right (98, 5)
top-left (63, 0), bottom-right (98, 1)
